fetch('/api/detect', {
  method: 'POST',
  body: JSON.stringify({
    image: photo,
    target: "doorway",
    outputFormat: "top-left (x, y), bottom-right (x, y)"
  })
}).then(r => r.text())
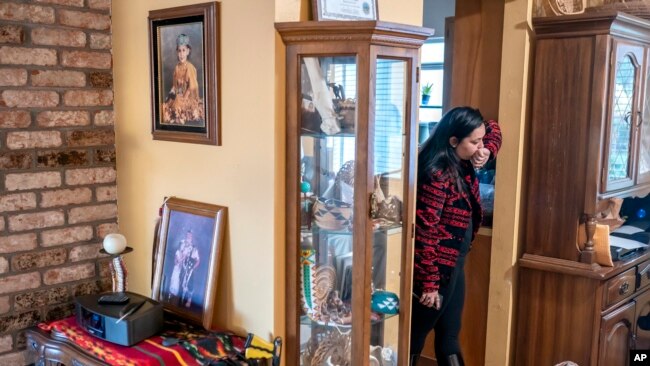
top-left (415, 0), bottom-right (504, 365)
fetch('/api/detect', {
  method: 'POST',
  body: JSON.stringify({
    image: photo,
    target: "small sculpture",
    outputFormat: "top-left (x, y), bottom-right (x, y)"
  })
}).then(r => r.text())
top-left (102, 233), bottom-right (130, 292)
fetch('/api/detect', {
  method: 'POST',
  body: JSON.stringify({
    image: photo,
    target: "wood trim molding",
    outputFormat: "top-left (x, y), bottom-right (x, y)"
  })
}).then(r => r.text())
top-left (533, 10), bottom-right (650, 41)
top-left (520, 252), bottom-right (650, 279)
top-left (275, 21), bottom-right (433, 48)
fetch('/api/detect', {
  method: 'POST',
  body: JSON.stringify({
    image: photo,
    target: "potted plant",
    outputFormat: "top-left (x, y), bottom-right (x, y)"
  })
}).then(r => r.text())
top-left (421, 82), bottom-right (433, 105)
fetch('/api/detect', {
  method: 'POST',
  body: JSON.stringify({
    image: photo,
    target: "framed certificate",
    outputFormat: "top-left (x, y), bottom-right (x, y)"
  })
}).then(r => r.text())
top-left (312, 0), bottom-right (378, 21)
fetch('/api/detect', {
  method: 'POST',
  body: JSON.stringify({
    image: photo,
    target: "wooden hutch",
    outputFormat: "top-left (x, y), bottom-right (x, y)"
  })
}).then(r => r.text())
top-left (516, 11), bottom-right (650, 366)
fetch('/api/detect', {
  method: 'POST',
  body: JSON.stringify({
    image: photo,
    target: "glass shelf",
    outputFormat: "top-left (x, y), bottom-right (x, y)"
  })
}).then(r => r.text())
top-left (301, 221), bottom-right (403, 236)
top-left (300, 131), bottom-right (356, 138)
top-left (300, 313), bottom-right (398, 328)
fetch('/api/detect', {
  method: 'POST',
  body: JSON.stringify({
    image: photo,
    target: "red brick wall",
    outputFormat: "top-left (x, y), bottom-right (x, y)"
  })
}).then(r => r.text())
top-left (0, 0), bottom-right (114, 363)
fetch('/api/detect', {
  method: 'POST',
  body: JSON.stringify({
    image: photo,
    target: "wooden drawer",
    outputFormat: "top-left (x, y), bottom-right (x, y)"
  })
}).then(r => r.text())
top-left (604, 268), bottom-right (636, 309)
top-left (638, 260), bottom-right (650, 290)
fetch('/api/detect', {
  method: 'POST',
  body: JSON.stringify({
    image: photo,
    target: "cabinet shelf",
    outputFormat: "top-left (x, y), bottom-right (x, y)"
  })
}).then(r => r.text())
top-left (299, 313), bottom-right (398, 328)
top-left (300, 130), bottom-right (356, 138)
top-left (301, 222), bottom-right (403, 236)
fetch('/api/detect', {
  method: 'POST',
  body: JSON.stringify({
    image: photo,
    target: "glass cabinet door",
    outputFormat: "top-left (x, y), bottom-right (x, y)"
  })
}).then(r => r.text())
top-left (603, 43), bottom-right (643, 192)
top-left (638, 48), bottom-right (650, 185)
top-left (369, 57), bottom-right (408, 364)
top-left (297, 55), bottom-right (411, 365)
top-left (298, 55), bottom-right (357, 365)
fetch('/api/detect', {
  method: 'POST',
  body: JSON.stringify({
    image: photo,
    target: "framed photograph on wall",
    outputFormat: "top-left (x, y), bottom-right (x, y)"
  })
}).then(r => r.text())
top-left (152, 197), bottom-right (227, 329)
top-left (148, 2), bottom-right (221, 145)
top-left (312, 0), bottom-right (378, 21)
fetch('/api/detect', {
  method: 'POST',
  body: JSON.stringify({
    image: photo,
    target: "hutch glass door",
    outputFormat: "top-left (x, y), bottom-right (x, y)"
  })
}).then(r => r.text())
top-left (638, 50), bottom-right (650, 185)
top-left (604, 43), bottom-right (643, 192)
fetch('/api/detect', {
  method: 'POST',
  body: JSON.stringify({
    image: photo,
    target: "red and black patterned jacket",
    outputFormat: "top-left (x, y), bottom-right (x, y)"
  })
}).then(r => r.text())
top-left (414, 120), bottom-right (502, 293)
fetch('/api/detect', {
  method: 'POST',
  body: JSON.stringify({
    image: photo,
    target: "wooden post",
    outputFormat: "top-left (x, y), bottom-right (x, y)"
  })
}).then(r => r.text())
top-left (580, 214), bottom-right (597, 264)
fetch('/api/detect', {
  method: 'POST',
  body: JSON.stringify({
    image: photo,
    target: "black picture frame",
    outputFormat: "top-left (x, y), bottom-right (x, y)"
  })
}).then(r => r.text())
top-left (148, 2), bottom-right (221, 145)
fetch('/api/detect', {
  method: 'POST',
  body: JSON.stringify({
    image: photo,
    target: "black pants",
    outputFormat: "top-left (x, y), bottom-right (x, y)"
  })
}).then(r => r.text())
top-left (410, 258), bottom-right (466, 366)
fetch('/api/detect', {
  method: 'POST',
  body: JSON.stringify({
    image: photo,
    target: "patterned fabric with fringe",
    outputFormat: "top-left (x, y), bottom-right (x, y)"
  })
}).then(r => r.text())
top-left (38, 316), bottom-right (262, 366)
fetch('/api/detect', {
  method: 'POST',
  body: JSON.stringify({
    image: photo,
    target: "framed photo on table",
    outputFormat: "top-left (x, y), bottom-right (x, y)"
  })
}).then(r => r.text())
top-left (312, 0), bottom-right (378, 21)
top-left (152, 197), bottom-right (227, 329)
top-left (148, 2), bottom-right (221, 145)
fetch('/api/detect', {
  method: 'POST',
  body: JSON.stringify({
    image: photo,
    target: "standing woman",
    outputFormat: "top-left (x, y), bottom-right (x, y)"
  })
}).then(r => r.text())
top-left (410, 107), bottom-right (502, 366)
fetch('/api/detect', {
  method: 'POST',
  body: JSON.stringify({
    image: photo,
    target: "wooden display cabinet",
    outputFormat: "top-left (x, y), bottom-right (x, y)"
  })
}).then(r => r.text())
top-left (516, 11), bottom-right (650, 365)
top-left (276, 21), bottom-right (432, 366)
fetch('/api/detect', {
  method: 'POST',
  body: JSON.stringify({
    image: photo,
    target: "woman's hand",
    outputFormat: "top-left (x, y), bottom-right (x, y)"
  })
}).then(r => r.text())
top-left (420, 290), bottom-right (442, 309)
top-left (471, 147), bottom-right (490, 168)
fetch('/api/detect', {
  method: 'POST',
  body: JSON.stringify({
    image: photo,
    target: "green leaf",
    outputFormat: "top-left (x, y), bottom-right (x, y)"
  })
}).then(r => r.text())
top-left (421, 82), bottom-right (433, 95)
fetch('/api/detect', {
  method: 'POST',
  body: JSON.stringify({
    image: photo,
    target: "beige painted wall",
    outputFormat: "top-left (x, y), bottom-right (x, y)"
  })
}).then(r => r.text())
top-left (113, 0), bottom-right (278, 336)
top-left (378, 0), bottom-right (425, 25)
top-left (113, 0), bottom-right (423, 345)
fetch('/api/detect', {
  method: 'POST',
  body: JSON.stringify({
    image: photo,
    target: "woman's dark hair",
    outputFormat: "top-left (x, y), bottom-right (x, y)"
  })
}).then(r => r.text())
top-left (418, 106), bottom-right (484, 191)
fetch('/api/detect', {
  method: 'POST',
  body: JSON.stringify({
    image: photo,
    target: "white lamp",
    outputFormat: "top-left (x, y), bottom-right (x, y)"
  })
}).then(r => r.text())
top-left (103, 233), bottom-right (127, 255)
top-left (102, 233), bottom-right (130, 292)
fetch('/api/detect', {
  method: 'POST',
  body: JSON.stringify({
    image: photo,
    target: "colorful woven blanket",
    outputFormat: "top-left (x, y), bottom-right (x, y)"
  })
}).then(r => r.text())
top-left (39, 316), bottom-right (255, 366)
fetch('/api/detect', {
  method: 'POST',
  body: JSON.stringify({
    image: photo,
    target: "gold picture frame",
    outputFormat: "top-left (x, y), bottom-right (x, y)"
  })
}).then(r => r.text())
top-left (151, 197), bottom-right (227, 329)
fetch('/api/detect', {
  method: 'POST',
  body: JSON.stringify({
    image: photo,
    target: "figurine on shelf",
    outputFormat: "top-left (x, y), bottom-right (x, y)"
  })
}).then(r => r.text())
top-left (303, 57), bottom-right (340, 135)
top-left (101, 233), bottom-right (132, 293)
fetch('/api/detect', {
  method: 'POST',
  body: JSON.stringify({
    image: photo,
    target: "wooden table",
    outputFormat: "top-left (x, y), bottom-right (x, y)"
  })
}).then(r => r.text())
top-left (26, 326), bottom-right (107, 366)
top-left (25, 317), bottom-right (281, 366)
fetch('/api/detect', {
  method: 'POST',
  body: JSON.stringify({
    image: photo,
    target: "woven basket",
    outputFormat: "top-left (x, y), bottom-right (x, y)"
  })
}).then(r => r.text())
top-left (313, 198), bottom-right (353, 231)
top-left (585, 0), bottom-right (650, 19)
top-left (549, 0), bottom-right (586, 15)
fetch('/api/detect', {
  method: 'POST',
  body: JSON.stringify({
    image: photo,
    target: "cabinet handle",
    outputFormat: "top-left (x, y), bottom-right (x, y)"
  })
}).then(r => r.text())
top-left (619, 281), bottom-right (630, 295)
top-left (625, 111), bottom-right (632, 126)
top-left (637, 111), bottom-right (644, 127)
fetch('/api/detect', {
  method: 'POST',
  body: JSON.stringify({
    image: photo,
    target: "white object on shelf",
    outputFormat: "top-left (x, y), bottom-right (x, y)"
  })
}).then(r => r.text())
top-left (303, 57), bottom-right (340, 135)
top-left (103, 233), bottom-right (127, 254)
